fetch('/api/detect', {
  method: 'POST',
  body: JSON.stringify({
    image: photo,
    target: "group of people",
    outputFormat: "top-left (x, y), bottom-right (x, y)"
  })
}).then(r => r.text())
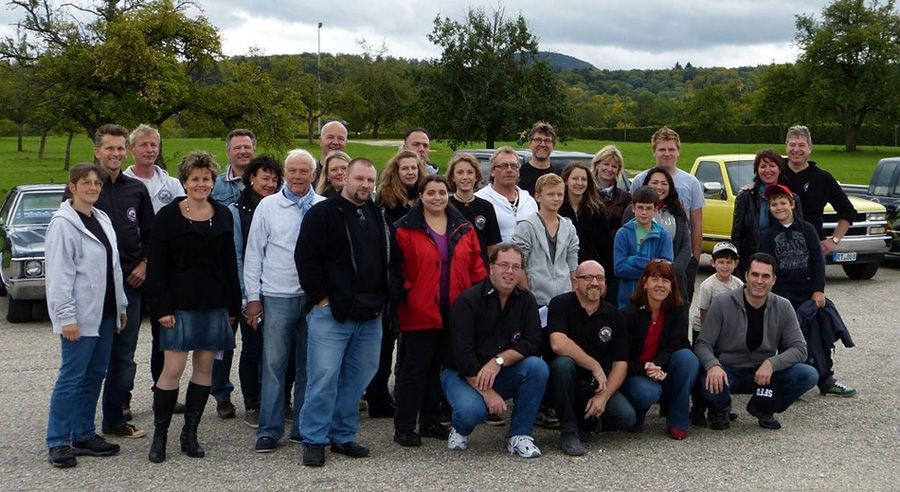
top-left (43, 120), bottom-right (856, 469)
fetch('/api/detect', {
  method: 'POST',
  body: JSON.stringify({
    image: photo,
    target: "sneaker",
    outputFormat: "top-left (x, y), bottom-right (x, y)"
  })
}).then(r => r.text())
top-left (243, 409), bottom-right (260, 428)
top-left (284, 403), bottom-right (293, 422)
top-left (447, 427), bottom-right (468, 451)
top-left (103, 423), bottom-right (147, 439)
top-left (484, 413), bottom-right (506, 426)
top-left (507, 435), bottom-right (541, 458)
top-left (709, 410), bottom-right (731, 431)
top-left (746, 401), bottom-right (782, 430)
top-left (122, 404), bottom-right (133, 422)
top-left (666, 427), bottom-right (688, 440)
top-left (419, 423), bottom-right (450, 440)
top-left (71, 435), bottom-right (120, 457)
top-left (330, 441), bottom-right (369, 458)
top-left (821, 379), bottom-right (858, 398)
top-left (216, 399), bottom-right (236, 419)
top-left (302, 444), bottom-right (325, 467)
top-left (255, 436), bottom-right (277, 453)
top-left (48, 445), bottom-right (76, 468)
top-left (535, 407), bottom-right (559, 429)
top-left (393, 429), bottom-right (422, 447)
top-left (560, 432), bottom-right (584, 456)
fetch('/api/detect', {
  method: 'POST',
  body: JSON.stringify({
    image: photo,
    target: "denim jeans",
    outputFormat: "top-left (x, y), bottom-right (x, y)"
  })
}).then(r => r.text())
top-left (257, 295), bottom-right (307, 441)
top-left (101, 287), bottom-right (141, 432)
top-left (47, 316), bottom-right (115, 447)
top-left (210, 318), bottom-right (239, 402)
top-left (299, 306), bottom-right (382, 445)
top-left (441, 356), bottom-right (549, 438)
top-left (549, 356), bottom-right (636, 433)
top-left (620, 348), bottom-right (699, 430)
top-left (700, 363), bottom-right (818, 414)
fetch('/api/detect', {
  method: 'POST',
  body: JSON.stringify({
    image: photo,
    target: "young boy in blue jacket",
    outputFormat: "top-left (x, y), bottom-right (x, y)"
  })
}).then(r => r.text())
top-left (613, 186), bottom-right (674, 308)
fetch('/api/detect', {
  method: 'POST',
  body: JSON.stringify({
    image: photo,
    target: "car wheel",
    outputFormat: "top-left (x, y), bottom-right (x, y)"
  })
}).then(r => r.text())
top-left (6, 295), bottom-right (32, 323)
top-left (842, 262), bottom-right (880, 280)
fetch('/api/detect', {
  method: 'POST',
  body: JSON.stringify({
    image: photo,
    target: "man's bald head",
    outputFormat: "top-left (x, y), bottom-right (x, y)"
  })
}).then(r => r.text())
top-left (320, 121), bottom-right (348, 157)
top-left (573, 260), bottom-right (606, 303)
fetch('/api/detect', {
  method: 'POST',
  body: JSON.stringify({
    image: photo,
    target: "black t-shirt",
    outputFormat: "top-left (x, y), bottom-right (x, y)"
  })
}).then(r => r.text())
top-left (547, 292), bottom-right (627, 379)
top-left (449, 195), bottom-right (502, 267)
top-left (518, 162), bottom-right (561, 196)
top-left (745, 297), bottom-right (765, 352)
top-left (77, 210), bottom-right (117, 316)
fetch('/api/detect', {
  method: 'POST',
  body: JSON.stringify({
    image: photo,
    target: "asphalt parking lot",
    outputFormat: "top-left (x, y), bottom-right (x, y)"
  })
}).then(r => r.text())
top-left (1, 260), bottom-right (899, 491)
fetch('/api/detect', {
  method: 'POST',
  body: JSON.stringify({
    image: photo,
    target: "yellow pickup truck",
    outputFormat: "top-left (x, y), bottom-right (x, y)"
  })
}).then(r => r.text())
top-left (690, 154), bottom-right (891, 279)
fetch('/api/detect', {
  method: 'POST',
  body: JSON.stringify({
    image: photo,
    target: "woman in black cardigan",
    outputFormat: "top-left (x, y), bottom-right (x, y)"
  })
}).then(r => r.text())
top-left (620, 260), bottom-right (699, 440)
top-left (145, 151), bottom-right (242, 463)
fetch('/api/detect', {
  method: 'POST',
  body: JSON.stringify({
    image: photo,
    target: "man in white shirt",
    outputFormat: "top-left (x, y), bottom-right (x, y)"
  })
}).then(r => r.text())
top-left (475, 147), bottom-right (538, 242)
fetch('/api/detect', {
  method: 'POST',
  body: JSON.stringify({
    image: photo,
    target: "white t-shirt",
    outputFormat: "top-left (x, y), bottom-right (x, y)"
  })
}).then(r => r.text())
top-left (124, 165), bottom-right (185, 213)
top-left (475, 185), bottom-right (539, 243)
top-left (690, 274), bottom-right (743, 332)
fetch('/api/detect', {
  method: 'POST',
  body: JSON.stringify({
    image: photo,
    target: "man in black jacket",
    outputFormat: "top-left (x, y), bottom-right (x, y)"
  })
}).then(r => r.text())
top-left (295, 158), bottom-right (391, 467)
top-left (441, 244), bottom-right (549, 459)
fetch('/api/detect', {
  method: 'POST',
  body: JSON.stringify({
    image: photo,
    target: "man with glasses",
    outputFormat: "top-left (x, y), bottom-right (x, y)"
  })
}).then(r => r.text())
top-left (475, 147), bottom-right (538, 242)
top-left (295, 158), bottom-right (391, 467)
top-left (441, 244), bottom-right (548, 458)
top-left (546, 261), bottom-right (635, 456)
top-left (518, 121), bottom-right (561, 195)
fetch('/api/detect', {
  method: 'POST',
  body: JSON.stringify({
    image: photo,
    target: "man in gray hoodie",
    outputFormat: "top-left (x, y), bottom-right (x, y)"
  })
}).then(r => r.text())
top-left (694, 252), bottom-right (818, 431)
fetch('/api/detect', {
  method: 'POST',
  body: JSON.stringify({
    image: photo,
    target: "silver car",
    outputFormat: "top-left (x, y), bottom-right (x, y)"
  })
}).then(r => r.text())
top-left (0, 184), bottom-right (65, 322)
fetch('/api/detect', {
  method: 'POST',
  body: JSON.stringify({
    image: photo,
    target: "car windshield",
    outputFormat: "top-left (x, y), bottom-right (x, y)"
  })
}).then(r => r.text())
top-left (725, 160), bottom-right (756, 192)
top-left (13, 192), bottom-right (63, 226)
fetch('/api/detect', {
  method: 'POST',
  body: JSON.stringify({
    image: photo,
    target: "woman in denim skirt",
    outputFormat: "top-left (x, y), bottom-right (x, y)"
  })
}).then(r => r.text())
top-left (145, 151), bottom-right (242, 463)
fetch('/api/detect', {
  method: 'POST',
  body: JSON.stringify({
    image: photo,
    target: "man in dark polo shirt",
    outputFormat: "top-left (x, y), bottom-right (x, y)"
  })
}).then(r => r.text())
top-left (441, 243), bottom-right (548, 458)
top-left (547, 260), bottom-right (635, 456)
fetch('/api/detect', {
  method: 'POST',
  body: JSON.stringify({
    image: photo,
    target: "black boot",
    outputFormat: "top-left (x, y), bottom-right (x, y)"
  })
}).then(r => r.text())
top-left (180, 382), bottom-right (210, 458)
top-left (149, 387), bottom-right (179, 463)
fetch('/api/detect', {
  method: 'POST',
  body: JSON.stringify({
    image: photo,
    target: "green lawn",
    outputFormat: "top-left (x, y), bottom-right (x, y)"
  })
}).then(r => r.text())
top-left (1, 136), bottom-right (895, 195)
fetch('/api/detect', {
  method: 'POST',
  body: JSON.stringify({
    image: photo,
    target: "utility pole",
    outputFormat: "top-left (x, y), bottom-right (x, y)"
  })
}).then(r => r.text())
top-left (317, 22), bottom-right (323, 135)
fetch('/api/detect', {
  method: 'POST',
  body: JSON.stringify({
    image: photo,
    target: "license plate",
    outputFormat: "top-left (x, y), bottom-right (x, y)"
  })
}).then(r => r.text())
top-left (833, 252), bottom-right (857, 262)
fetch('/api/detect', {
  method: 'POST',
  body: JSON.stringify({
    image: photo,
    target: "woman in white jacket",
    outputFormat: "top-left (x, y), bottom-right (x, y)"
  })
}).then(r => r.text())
top-left (44, 163), bottom-right (127, 468)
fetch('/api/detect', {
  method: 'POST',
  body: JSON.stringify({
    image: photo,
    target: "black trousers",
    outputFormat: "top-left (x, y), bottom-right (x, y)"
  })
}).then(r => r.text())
top-left (366, 315), bottom-right (397, 410)
top-left (393, 329), bottom-right (444, 431)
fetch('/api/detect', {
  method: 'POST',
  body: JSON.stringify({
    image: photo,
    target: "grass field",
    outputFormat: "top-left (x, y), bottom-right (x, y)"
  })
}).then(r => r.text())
top-left (1, 135), bottom-right (895, 195)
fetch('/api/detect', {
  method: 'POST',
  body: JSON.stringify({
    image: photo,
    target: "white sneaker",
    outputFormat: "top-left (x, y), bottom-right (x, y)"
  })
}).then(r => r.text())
top-left (448, 427), bottom-right (468, 451)
top-left (507, 435), bottom-right (541, 458)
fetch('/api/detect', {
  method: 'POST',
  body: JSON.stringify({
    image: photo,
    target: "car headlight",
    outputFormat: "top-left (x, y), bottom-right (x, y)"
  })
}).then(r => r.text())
top-left (868, 212), bottom-right (887, 222)
top-left (24, 260), bottom-right (43, 277)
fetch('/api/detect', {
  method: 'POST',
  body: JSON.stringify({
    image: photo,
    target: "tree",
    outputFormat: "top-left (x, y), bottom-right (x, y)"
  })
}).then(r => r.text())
top-left (338, 44), bottom-right (414, 139)
top-left (795, 0), bottom-right (900, 151)
top-left (423, 6), bottom-right (570, 148)
top-left (752, 63), bottom-right (808, 139)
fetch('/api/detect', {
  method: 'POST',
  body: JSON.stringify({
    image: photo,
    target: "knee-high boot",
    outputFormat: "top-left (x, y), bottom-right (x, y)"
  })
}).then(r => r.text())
top-left (180, 382), bottom-right (210, 458)
top-left (148, 387), bottom-right (178, 463)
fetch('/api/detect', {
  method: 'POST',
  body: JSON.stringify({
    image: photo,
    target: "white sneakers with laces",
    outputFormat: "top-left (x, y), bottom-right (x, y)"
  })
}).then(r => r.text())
top-left (447, 427), bottom-right (468, 450)
top-left (507, 435), bottom-right (541, 458)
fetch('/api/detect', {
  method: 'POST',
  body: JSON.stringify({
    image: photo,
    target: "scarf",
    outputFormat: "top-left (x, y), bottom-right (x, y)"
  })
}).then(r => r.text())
top-left (283, 186), bottom-right (316, 219)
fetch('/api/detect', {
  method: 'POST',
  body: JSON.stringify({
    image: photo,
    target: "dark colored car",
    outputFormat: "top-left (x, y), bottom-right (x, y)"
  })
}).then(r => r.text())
top-left (461, 149), bottom-right (629, 189)
top-left (0, 184), bottom-right (66, 322)
top-left (843, 157), bottom-right (900, 256)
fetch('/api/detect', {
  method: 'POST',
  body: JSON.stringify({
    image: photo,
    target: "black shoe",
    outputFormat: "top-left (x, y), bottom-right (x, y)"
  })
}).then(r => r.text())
top-left (255, 436), bottom-right (278, 453)
top-left (303, 444), bottom-right (325, 466)
top-left (71, 435), bottom-right (120, 457)
top-left (181, 382), bottom-right (210, 458)
top-left (560, 431), bottom-right (585, 456)
top-left (393, 429), bottom-right (422, 447)
top-left (122, 404), bottom-right (133, 422)
top-left (330, 441), bottom-right (370, 458)
top-left (173, 402), bottom-right (186, 414)
top-left (419, 423), bottom-right (450, 440)
top-left (48, 446), bottom-right (76, 468)
top-left (746, 401), bottom-right (782, 430)
top-left (149, 387), bottom-right (178, 464)
top-left (484, 413), bottom-right (506, 426)
top-left (216, 399), bottom-right (236, 419)
top-left (690, 406), bottom-right (707, 427)
top-left (709, 410), bottom-right (731, 430)
top-left (288, 434), bottom-right (303, 444)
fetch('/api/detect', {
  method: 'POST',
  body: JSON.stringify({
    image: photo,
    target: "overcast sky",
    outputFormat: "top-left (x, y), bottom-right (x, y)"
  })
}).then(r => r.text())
top-left (1, 0), bottom-right (835, 69)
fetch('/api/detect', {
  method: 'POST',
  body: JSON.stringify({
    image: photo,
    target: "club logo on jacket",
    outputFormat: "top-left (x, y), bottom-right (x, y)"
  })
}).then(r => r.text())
top-left (474, 215), bottom-right (486, 230)
top-left (158, 189), bottom-right (174, 205)
top-left (127, 207), bottom-right (137, 222)
top-left (598, 326), bottom-right (612, 342)
top-left (511, 331), bottom-right (521, 344)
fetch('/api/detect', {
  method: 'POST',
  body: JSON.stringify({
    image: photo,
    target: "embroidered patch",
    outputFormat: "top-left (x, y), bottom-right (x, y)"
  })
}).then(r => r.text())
top-left (598, 326), bottom-right (613, 342)
top-left (474, 215), bottom-right (486, 230)
top-left (126, 207), bottom-right (137, 222)
top-left (158, 189), bottom-right (174, 204)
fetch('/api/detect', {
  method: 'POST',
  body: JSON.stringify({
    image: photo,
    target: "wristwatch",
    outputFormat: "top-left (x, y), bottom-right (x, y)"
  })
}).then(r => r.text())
top-left (494, 356), bottom-right (505, 367)
top-left (830, 236), bottom-right (841, 245)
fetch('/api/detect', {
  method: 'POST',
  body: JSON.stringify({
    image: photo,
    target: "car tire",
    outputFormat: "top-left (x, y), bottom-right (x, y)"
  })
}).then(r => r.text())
top-left (842, 262), bottom-right (880, 280)
top-left (6, 295), bottom-right (32, 323)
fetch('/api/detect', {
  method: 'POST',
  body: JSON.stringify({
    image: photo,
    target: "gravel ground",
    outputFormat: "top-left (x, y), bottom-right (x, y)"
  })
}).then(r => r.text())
top-left (1, 260), bottom-right (899, 491)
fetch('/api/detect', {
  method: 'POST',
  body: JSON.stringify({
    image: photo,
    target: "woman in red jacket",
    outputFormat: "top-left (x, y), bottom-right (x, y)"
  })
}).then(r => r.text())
top-left (392, 175), bottom-right (487, 447)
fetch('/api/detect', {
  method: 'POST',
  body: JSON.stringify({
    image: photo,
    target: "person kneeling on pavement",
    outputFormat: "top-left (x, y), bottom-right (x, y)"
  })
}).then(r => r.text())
top-left (441, 244), bottom-right (549, 458)
top-left (694, 253), bottom-right (818, 430)
top-left (547, 261), bottom-right (635, 456)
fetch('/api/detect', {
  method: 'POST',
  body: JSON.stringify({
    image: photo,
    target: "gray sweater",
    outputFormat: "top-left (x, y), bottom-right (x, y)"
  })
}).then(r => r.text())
top-left (694, 287), bottom-right (807, 372)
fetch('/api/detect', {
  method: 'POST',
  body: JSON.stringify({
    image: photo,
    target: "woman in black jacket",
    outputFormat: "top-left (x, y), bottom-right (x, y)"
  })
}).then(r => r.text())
top-left (145, 151), bottom-right (242, 463)
top-left (620, 260), bottom-right (699, 440)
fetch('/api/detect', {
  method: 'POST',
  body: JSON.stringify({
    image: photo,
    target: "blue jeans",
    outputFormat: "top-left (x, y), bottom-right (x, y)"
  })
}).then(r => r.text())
top-left (299, 306), bottom-right (382, 445)
top-left (210, 318), bottom-right (239, 402)
top-left (101, 287), bottom-right (141, 432)
top-left (700, 363), bottom-right (818, 414)
top-left (47, 316), bottom-right (115, 447)
top-left (549, 356), bottom-right (636, 433)
top-left (441, 356), bottom-right (549, 438)
top-left (257, 295), bottom-right (307, 441)
top-left (620, 348), bottom-right (699, 430)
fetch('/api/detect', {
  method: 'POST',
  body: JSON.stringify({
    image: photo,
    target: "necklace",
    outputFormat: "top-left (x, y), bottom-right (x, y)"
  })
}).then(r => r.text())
top-left (183, 201), bottom-right (212, 226)
top-left (453, 193), bottom-right (475, 206)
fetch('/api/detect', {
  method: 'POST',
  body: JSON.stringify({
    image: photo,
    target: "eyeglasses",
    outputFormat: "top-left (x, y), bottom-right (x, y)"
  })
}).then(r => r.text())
top-left (492, 261), bottom-right (522, 273)
top-left (492, 162), bottom-right (519, 171)
top-left (356, 208), bottom-right (367, 226)
top-left (575, 274), bottom-right (605, 283)
top-left (531, 137), bottom-right (554, 145)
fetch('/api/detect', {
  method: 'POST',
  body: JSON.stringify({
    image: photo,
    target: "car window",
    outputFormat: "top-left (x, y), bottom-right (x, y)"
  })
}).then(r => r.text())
top-left (724, 160), bottom-right (755, 192)
top-left (0, 190), bottom-right (17, 225)
top-left (12, 191), bottom-right (64, 226)
top-left (872, 161), bottom-right (898, 196)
